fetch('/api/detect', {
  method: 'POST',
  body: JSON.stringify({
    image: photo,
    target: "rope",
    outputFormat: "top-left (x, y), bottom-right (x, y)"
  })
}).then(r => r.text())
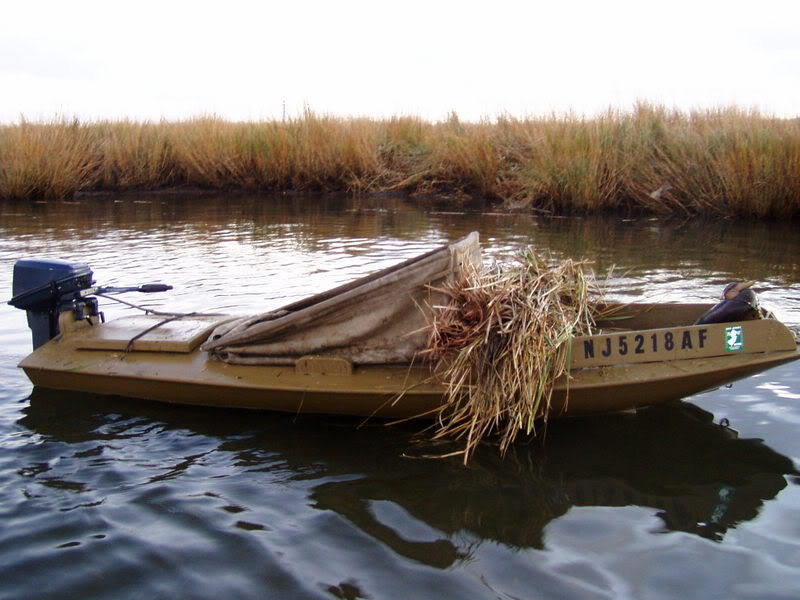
top-left (123, 313), bottom-right (199, 353)
top-left (94, 293), bottom-right (226, 355)
top-left (95, 293), bottom-right (224, 318)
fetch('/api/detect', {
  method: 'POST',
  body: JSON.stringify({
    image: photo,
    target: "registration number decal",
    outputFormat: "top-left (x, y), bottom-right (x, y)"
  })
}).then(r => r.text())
top-left (582, 328), bottom-right (709, 360)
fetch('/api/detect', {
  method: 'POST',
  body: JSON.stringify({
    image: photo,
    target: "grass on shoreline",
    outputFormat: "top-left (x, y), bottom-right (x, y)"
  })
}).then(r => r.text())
top-left (1, 105), bottom-right (798, 217)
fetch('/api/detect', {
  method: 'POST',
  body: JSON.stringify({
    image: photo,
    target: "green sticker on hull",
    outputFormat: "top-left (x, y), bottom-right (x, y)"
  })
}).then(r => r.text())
top-left (725, 326), bottom-right (744, 351)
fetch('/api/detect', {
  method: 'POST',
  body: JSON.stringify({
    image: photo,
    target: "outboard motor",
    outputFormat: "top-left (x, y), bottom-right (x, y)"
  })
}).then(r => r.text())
top-left (9, 259), bottom-right (98, 350)
top-left (8, 259), bottom-right (172, 350)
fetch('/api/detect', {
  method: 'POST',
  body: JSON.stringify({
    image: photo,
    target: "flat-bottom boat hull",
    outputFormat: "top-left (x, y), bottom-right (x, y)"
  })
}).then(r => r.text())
top-left (19, 307), bottom-right (800, 419)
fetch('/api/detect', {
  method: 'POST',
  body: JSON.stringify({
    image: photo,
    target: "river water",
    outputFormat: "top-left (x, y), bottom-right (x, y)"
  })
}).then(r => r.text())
top-left (1, 195), bottom-right (799, 599)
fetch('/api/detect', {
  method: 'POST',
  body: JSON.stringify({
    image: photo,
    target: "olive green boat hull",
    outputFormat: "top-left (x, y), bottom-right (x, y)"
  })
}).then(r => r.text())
top-left (18, 303), bottom-right (800, 419)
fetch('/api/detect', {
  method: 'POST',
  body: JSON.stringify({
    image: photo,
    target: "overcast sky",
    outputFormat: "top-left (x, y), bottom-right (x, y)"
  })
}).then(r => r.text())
top-left (1, 0), bottom-right (798, 123)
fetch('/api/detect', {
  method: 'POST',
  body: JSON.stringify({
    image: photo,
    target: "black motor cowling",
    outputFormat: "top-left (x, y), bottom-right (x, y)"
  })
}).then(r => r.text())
top-left (8, 259), bottom-right (97, 349)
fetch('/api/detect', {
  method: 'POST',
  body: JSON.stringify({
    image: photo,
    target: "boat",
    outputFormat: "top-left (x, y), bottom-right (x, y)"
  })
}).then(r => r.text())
top-left (9, 233), bottom-right (800, 420)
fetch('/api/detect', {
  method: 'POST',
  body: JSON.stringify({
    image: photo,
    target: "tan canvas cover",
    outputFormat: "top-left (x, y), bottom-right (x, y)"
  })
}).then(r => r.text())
top-left (202, 232), bottom-right (482, 365)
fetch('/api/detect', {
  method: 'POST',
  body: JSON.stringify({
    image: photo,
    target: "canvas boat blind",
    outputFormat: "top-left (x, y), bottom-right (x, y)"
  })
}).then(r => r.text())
top-left (201, 232), bottom-right (481, 365)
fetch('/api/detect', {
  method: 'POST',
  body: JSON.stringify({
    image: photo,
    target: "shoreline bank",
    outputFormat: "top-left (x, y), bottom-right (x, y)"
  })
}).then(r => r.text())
top-left (2, 105), bottom-right (798, 218)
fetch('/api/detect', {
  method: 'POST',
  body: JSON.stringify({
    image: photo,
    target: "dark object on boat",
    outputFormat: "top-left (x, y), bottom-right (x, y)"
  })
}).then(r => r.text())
top-left (8, 259), bottom-right (96, 349)
top-left (694, 281), bottom-right (760, 325)
top-left (8, 258), bottom-right (172, 350)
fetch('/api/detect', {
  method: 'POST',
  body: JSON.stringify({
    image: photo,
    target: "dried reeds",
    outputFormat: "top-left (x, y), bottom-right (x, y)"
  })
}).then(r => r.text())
top-left (422, 249), bottom-right (602, 462)
top-left (2, 106), bottom-right (799, 218)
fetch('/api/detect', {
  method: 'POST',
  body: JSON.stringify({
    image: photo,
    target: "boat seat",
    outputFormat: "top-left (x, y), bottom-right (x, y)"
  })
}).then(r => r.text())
top-left (74, 315), bottom-right (236, 353)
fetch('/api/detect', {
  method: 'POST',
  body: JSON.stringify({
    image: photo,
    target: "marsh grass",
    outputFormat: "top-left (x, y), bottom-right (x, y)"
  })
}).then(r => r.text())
top-left (0, 120), bottom-right (98, 199)
top-left (1, 105), bottom-right (798, 217)
top-left (421, 250), bottom-right (603, 462)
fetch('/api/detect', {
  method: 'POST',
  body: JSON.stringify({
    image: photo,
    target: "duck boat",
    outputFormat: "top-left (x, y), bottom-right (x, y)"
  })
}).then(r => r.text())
top-left (9, 233), bottom-right (800, 419)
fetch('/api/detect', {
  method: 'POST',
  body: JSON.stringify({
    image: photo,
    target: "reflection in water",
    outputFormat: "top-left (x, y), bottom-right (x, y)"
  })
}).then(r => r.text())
top-left (2, 195), bottom-right (800, 598)
top-left (2, 195), bottom-right (798, 321)
top-left (308, 404), bottom-right (795, 557)
top-left (20, 388), bottom-right (795, 570)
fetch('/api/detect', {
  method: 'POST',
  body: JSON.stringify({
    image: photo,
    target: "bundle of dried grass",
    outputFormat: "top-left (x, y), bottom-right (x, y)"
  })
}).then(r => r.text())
top-left (422, 248), bottom-right (603, 462)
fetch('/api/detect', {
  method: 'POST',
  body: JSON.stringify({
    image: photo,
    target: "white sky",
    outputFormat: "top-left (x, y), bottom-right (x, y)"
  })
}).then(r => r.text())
top-left (1, 0), bottom-right (798, 123)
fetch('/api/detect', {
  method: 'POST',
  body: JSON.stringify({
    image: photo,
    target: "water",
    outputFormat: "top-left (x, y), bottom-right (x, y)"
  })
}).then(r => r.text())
top-left (1, 195), bottom-right (799, 599)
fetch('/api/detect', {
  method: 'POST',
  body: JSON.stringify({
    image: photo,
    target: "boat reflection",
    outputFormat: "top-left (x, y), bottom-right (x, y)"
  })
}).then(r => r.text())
top-left (21, 388), bottom-right (795, 569)
top-left (304, 403), bottom-right (796, 560)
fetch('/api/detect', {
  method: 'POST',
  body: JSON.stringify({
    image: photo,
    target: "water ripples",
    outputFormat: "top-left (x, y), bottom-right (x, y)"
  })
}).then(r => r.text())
top-left (1, 195), bottom-right (799, 599)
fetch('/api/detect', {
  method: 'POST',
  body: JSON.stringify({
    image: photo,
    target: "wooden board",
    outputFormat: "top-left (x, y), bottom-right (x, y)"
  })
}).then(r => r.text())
top-left (74, 315), bottom-right (235, 353)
